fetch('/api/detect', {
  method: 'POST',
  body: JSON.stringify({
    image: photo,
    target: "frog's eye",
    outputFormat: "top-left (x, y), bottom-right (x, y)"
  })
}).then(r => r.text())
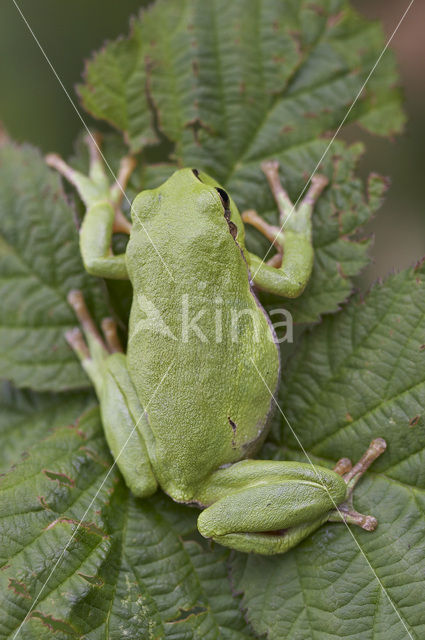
top-left (215, 187), bottom-right (230, 208)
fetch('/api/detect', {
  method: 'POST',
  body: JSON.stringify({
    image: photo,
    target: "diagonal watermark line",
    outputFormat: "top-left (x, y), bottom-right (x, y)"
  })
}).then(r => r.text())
top-left (12, 362), bottom-right (173, 640)
top-left (249, 357), bottom-right (414, 640)
top-left (253, 0), bottom-right (415, 281)
top-left (11, 0), bottom-right (175, 283)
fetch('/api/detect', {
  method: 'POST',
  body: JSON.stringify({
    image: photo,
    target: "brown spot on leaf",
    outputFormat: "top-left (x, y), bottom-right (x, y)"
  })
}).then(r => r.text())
top-left (78, 572), bottom-right (104, 588)
top-left (8, 578), bottom-right (31, 599)
top-left (169, 605), bottom-right (208, 623)
top-left (409, 415), bottom-right (420, 427)
top-left (79, 446), bottom-right (109, 467)
top-left (38, 495), bottom-right (51, 510)
top-left (43, 469), bottom-right (75, 487)
top-left (45, 516), bottom-right (107, 538)
top-left (185, 117), bottom-right (214, 146)
top-left (31, 612), bottom-right (77, 634)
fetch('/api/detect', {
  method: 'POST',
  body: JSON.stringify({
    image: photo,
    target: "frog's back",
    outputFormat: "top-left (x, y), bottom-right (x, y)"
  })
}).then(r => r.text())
top-left (126, 169), bottom-right (279, 502)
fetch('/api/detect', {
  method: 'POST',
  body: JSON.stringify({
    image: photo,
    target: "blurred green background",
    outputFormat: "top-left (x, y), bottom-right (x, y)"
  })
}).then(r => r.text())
top-left (0, 0), bottom-right (423, 286)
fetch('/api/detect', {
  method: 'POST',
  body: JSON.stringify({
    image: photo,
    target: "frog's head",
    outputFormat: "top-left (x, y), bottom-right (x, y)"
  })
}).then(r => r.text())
top-left (130, 168), bottom-right (246, 251)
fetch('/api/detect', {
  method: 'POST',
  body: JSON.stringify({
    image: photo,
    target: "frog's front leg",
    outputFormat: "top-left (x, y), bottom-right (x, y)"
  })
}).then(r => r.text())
top-left (66, 290), bottom-right (157, 497)
top-left (195, 440), bottom-right (386, 555)
top-left (46, 134), bottom-right (135, 280)
top-left (243, 161), bottom-right (328, 297)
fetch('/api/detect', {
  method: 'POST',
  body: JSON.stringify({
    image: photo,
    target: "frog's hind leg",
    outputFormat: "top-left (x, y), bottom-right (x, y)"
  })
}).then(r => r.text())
top-left (242, 160), bottom-right (328, 298)
top-left (66, 290), bottom-right (158, 498)
top-left (46, 134), bottom-right (136, 279)
top-left (195, 440), bottom-right (386, 555)
top-left (196, 459), bottom-right (347, 555)
top-left (46, 132), bottom-right (135, 218)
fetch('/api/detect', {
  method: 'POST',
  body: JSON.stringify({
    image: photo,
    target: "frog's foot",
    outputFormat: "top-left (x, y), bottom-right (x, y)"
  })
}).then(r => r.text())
top-left (260, 160), bottom-right (328, 232)
top-left (46, 133), bottom-right (135, 234)
top-left (241, 160), bottom-right (328, 248)
top-left (327, 438), bottom-right (387, 531)
top-left (65, 289), bottom-right (122, 392)
top-left (240, 160), bottom-right (329, 297)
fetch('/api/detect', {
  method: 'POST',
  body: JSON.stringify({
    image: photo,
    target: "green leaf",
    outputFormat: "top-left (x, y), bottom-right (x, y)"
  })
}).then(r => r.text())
top-left (78, 0), bottom-right (403, 321)
top-left (231, 263), bottom-right (425, 639)
top-left (0, 141), bottom-right (108, 392)
top-left (79, 0), bottom-right (404, 160)
top-left (0, 408), bottom-right (255, 639)
top-left (78, 25), bottom-right (159, 152)
top-left (0, 381), bottom-right (95, 474)
top-left (1, 3), bottom-right (415, 638)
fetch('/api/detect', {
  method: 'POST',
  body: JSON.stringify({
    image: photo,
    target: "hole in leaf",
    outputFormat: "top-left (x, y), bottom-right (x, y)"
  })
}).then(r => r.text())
top-left (168, 605), bottom-right (208, 622)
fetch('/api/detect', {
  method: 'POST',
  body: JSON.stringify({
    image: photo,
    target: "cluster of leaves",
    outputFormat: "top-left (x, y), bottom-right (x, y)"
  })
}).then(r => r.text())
top-left (0, 1), bottom-right (423, 639)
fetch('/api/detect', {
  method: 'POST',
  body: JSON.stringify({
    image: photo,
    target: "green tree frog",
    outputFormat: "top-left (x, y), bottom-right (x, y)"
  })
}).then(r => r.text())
top-left (46, 136), bottom-right (386, 555)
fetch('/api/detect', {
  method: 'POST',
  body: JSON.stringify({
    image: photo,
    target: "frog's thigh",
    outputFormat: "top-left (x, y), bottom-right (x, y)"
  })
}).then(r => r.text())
top-left (100, 353), bottom-right (157, 497)
top-left (243, 163), bottom-right (328, 298)
top-left (196, 461), bottom-right (346, 554)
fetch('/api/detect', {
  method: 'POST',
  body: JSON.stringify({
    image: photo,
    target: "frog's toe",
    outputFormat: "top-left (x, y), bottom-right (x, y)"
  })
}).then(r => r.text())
top-left (101, 317), bottom-right (123, 353)
top-left (333, 457), bottom-right (352, 475)
top-left (67, 289), bottom-right (115, 362)
top-left (65, 327), bottom-right (89, 361)
top-left (67, 290), bottom-right (104, 344)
